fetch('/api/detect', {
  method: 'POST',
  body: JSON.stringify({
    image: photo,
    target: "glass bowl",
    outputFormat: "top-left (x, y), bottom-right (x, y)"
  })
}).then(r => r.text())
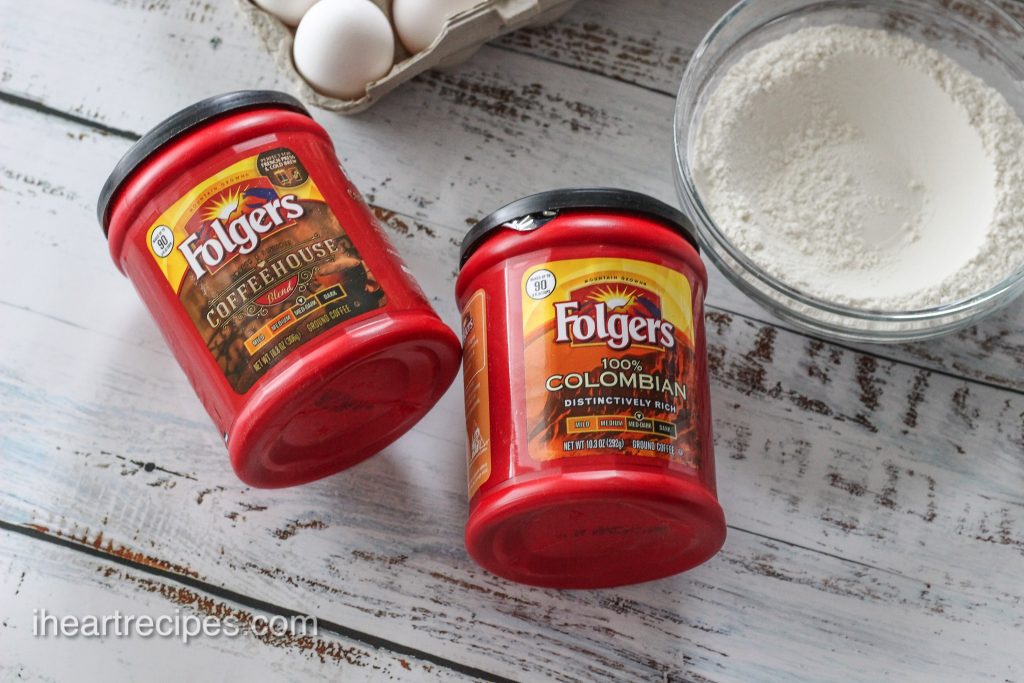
top-left (673, 0), bottom-right (1024, 343)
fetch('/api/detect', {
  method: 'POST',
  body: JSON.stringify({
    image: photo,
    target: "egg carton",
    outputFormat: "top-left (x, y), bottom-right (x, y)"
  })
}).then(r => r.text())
top-left (237, 0), bottom-right (580, 114)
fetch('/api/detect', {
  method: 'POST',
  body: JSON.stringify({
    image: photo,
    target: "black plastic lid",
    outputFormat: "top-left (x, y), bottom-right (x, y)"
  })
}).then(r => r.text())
top-left (459, 188), bottom-right (699, 267)
top-left (97, 90), bottom-right (310, 235)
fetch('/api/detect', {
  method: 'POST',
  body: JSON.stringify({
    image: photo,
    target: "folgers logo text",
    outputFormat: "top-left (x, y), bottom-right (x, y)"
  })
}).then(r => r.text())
top-left (180, 186), bottom-right (305, 280)
top-left (553, 284), bottom-right (676, 350)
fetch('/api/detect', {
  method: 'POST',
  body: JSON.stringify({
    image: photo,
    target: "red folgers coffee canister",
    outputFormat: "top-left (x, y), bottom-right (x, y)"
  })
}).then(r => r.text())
top-left (99, 91), bottom-right (461, 488)
top-left (456, 189), bottom-right (726, 588)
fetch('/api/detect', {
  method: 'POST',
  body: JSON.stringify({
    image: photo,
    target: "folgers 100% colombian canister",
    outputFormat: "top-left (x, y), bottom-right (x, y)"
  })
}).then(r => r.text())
top-left (98, 91), bottom-right (462, 488)
top-left (456, 189), bottom-right (726, 588)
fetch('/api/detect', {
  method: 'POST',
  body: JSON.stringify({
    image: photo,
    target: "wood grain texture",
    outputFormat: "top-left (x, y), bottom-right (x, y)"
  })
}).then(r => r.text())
top-left (1, 0), bottom-right (1023, 392)
top-left (1, 0), bottom-right (1023, 681)
top-left (0, 529), bottom-right (476, 682)
top-left (2, 99), bottom-right (1023, 680)
top-left (497, 0), bottom-right (1024, 93)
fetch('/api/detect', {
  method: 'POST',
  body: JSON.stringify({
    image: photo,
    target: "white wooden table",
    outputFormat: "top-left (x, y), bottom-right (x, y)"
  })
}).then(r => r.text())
top-left (2, 1), bottom-right (1024, 680)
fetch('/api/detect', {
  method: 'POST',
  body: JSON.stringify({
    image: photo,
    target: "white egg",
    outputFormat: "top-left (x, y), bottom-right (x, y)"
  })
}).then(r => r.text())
top-left (392, 0), bottom-right (483, 54)
top-left (252, 0), bottom-right (320, 26)
top-left (293, 0), bottom-right (395, 100)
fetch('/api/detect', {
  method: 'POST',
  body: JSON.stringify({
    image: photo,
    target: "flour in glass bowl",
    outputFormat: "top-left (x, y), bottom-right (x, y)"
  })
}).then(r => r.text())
top-left (692, 25), bottom-right (1024, 311)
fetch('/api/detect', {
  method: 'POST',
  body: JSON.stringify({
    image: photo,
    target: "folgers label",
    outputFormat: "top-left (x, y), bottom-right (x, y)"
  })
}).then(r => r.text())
top-left (99, 91), bottom-right (461, 488)
top-left (145, 146), bottom-right (385, 393)
top-left (456, 189), bottom-right (726, 589)
top-left (523, 259), bottom-right (700, 465)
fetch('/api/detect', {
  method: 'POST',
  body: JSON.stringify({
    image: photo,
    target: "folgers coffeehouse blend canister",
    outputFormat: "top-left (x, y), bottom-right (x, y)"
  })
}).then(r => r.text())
top-left (456, 189), bottom-right (726, 588)
top-left (98, 91), bottom-right (461, 488)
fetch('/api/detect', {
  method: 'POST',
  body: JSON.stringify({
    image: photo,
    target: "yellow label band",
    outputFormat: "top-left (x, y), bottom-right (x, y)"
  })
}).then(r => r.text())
top-left (145, 147), bottom-right (386, 394)
top-left (522, 257), bottom-right (701, 468)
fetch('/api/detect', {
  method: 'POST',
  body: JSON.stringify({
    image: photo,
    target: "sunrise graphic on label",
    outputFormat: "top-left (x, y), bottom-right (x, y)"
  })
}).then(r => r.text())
top-left (553, 285), bottom-right (677, 350)
top-left (522, 258), bottom-right (701, 466)
top-left (144, 147), bottom-right (387, 393)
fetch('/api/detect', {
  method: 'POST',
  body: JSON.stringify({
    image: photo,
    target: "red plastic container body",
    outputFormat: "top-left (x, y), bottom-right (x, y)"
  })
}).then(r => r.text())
top-left (456, 200), bottom-right (726, 588)
top-left (103, 96), bottom-right (461, 488)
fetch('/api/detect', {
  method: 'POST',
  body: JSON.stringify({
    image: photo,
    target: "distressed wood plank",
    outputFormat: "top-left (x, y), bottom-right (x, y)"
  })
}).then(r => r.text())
top-left (497, 0), bottom-right (1024, 94)
top-left (2, 2), bottom-right (1024, 680)
top-left (1, 0), bottom-right (1023, 391)
top-left (3, 301), bottom-right (1023, 681)
top-left (0, 529), bottom-right (477, 682)
top-left (2, 101), bottom-right (1023, 682)
top-left (496, 0), bottom-right (729, 93)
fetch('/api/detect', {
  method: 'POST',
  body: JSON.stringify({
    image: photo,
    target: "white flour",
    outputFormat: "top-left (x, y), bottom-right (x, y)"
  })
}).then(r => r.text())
top-left (693, 25), bottom-right (1024, 311)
